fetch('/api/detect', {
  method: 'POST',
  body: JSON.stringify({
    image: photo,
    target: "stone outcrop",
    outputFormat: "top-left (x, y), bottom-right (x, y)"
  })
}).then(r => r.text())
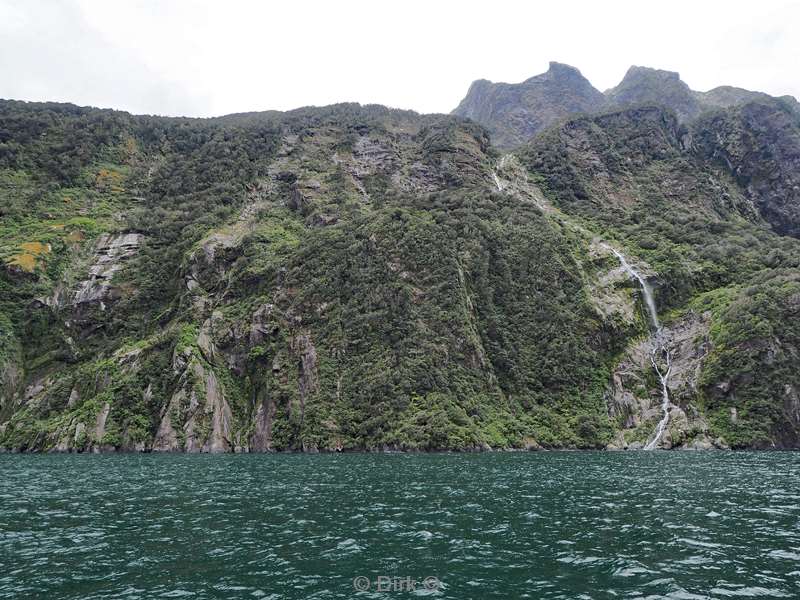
top-left (454, 62), bottom-right (798, 151)
top-left (606, 311), bottom-right (721, 449)
top-left (74, 232), bottom-right (144, 306)
top-left (152, 354), bottom-right (233, 453)
top-left (453, 62), bottom-right (607, 149)
top-left (605, 66), bottom-right (702, 122)
top-left (696, 86), bottom-right (771, 109)
top-left (693, 99), bottom-right (800, 238)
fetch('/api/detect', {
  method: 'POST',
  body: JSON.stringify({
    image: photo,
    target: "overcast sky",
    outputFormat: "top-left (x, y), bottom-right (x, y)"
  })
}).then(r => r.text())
top-left (1, 0), bottom-right (798, 117)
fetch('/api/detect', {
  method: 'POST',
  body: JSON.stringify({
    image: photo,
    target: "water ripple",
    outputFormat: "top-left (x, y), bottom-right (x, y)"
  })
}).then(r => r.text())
top-left (2, 452), bottom-right (800, 598)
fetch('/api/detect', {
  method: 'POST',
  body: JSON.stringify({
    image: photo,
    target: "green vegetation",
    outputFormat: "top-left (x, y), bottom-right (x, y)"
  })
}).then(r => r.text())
top-left (1, 96), bottom-right (800, 451)
top-left (519, 103), bottom-right (800, 447)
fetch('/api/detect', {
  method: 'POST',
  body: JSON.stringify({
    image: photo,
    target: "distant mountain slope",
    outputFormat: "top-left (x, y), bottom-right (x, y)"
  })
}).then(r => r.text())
top-left (517, 100), bottom-right (800, 448)
top-left (693, 98), bottom-right (800, 237)
top-left (453, 62), bottom-right (607, 150)
top-left (0, 100), bottom-right (622, 452)
top-left (696, 85), bottom-right (771, 109)
top-left (454, 62), bottom-right (797, 149)
top-left (605, 66), bottom-right (702, 121)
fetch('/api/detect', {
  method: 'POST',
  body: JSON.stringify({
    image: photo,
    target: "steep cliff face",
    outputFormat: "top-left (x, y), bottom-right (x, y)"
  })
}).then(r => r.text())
top-left (693, 99), bottom-right (800, 238)
top-left (453, 62), bottom-right (607, 150)
top-left (606, 310), bottom-right (717, 450)
top-left (517, 103), bottom-right (800, 448)
top-left (697, 86), bottom-right (771, 109)
top-left (2, 81), bottom-right (800, 452)
top-left (0, 100), bottom-right (623, 452)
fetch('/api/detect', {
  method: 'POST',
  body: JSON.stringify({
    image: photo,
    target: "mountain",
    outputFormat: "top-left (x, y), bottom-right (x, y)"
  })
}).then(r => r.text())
top-left (1, 71), bottom-right (800, 453)
top-left (453, 62), bottom-right (607, 150)
top-left (455, 62), bottom-right (798, 149)
top-left (697, 85), bottom-right (771, 109)
top-left (2, 100), bottom-right (615, 452)
top-left (605, 66), bottom-right (702, 121)
top-left (519, 99), bottom-right (800, 448)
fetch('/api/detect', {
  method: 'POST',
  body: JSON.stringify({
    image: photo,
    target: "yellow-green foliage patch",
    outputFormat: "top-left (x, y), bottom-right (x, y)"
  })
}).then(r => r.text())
top-left (95, 167), bottom-right (126, 194)
top-left (6, 253), bottom-right (37, 272)
top-left (5, 241), bottom-right (52, 272)
top-left (20, 241), bottom-right (51, 255)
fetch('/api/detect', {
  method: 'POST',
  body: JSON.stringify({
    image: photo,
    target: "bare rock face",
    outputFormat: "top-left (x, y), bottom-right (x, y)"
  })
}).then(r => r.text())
top-left (353, 135), bottom-right (398, 176)
top-left (152, 387), bottom-right (185, 452)
top-left (454, 62), bottom-right (796, 153)
top-left (292, 332), bottom-right (318, 420)
top-left (693, 99), bottom-right (800, 238)
top-left (696, 86), bottom-right (771, 109)
top-left (453, 62), bottom-right (607, 149)
top-left (199, 369), bottom-right (233, 453)
top-left (605, 66), bottom-right (702, 123)
top-left (90, 402), bottom-right (111, 453)
top-left (152, 359), bottom-right (233, 453)
top-left (250, 396), bottom-right (276, 452)
top-left (607, 311), bottom-right (713, 449)
top-left (0, 360), bottom-right (21, 415)
top-left (74, 232), bottom-right (144, 306)
top-left (588, 241), bottom-right (657, 327)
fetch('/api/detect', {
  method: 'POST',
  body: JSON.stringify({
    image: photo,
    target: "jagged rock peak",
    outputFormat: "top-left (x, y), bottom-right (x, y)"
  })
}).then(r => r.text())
top-left (525, 61), bottom-right (588, 82)
top-left (453, 61), bottom-right (606, 149)
top-left (606, 65), bottom-right (700, 121)
top-left (463, 62), bottom-right (589, 87)
top-left (620, 65), bottom-right (683, 82)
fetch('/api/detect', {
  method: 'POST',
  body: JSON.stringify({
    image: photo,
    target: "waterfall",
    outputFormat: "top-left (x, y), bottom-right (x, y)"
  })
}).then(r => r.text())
top-left (644, 336), bottom-right (672, 450)
top-left (491, 171), bottom-right (504, 192)
top-left (605, 244), bottom-right (672, 450)
top-left (606, 247), bottom-right (660, 331)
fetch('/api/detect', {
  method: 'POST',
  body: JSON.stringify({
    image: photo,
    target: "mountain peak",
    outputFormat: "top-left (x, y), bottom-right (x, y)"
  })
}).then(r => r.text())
top-left (622, 65), bottom-right (682, 82)
top-left (540, 61), bottom-right (586, 81)
top-left (454, 62), bottom-right (795, 148)
top-left (606, 65), bottom-right (699, 121)
top-left (453, 62), bottom-right (605, 149)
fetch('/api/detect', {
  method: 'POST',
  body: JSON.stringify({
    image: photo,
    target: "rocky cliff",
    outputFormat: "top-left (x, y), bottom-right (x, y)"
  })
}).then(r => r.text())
top-left (2, 72), bottom-right (800, 452)
top-left (453, 62), bottom-right (607, 150)
top-left (455, 62), bottom-right (797, 150)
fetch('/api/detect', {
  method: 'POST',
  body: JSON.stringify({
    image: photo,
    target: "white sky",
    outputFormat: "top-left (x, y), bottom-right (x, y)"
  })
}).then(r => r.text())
top-left (1, 0), bottom-right (798, 117)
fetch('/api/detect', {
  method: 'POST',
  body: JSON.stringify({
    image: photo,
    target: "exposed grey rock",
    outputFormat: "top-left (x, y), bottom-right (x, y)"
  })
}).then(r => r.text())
top-left (352, 135), bottom-right (398, 176)
top-left (696, 86), bottom-right (771, 109)
top-left (92, 402), bottom-right (111, 449)
top-left (693, 99), bottom-right (800, 238)
top-left (152, 387), bottom-right (185, 452)
top-left (251, 397), bottom-right (276, 452)
top-left (73, 422), bottom-right (85, 444)
top-left (0, 360), bottom-right (21, 413)
top-left (605, 66), bottom-right (701, 122)
top-left (153, 348), bottom-right (232, 453)
top-left (608, 311), bottom-right (712, 448)
top-left (200, 368), bottom-right (232, 453)
top-left (292, 332), bottom-right (318, 422)
top-left (74, 233), bottom-right (143, 305)
top-left (453, 62), bottom-right (607, 149)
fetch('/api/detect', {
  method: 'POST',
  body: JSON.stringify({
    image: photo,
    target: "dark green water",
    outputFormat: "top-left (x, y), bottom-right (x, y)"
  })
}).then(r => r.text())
top-left (2, 452), bottom-right (800, 599)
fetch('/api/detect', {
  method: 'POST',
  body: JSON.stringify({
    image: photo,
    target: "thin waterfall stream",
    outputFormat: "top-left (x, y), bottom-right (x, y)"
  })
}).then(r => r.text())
top-left (605, 245), bottom-right (672, 449)
top-left (491, 159), bottom-right (672, 449)
top-left (491, 171), bottom-right (504, 191)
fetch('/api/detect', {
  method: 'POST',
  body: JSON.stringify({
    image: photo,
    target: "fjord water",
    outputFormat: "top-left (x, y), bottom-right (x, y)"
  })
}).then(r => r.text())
top-left (2, 453), bottom-right (800, 599)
